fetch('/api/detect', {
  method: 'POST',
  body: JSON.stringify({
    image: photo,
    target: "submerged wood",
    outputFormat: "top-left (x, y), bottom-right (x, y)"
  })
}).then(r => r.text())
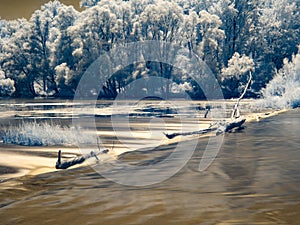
top-left (215, 118), bottom-right (246, 135)
top-left (55, 149), bottom-right (109, 170)
top-left (164, 127), bottom-right (218, 139)
top-left (164, 117), bottom-right (246, 139)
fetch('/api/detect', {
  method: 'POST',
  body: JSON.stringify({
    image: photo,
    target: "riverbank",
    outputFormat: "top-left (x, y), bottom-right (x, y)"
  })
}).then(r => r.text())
top-left (0, 104), bottom-right (290, 183)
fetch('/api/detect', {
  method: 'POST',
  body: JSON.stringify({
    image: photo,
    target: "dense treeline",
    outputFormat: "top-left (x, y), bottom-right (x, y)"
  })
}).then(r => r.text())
top-left (0, 0), bottom-right (299, 99)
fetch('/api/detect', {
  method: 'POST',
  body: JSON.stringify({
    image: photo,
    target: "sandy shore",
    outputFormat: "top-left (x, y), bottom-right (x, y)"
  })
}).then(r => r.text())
top-left (0, 106), bottom-right (290, 184)
top-left (0, 145), bottom-right (84, 181)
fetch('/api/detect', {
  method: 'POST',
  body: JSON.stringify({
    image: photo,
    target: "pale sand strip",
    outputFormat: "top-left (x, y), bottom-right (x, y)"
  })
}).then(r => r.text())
top-left (0, 108), bottom-right (290, 181)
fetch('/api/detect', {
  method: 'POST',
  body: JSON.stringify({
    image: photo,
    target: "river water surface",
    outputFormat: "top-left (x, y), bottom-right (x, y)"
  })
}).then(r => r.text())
top-left (0, 100), bottom-right (299, 224)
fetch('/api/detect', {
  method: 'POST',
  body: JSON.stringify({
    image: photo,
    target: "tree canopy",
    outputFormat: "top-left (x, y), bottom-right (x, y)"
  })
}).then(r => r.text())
top-left (0, 0), bottom-right (299, 99)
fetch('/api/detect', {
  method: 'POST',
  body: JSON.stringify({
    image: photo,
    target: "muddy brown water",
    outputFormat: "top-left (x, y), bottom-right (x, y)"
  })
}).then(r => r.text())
top-left (0, 100), bottom-right (300, 224)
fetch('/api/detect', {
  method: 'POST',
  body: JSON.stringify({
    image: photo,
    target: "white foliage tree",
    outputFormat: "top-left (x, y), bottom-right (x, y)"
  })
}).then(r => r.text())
top-left (68, 1), bottom-right (123, 92)
top-left (139, 0), bottom-right (183, 42)
top-left (262, 46), bottom-right (300, 108)
top-left (50, 5), bottom-right (79, 68)
top-left (0, 69), bottom-right (15, 96)
top-left (28, 1), bottom-right (69, 95)
top-left (257, 0), bottom-right (300, 69)
top-left (197, 10), bottom-right (225, 73)
top-left (182, 11), bottom-right (198, 54)
top-left (0, 19), bottom-right (35, 96)
top-left (48, 4), bottom-right (79, 96)
top-left (139, 0), bottom-right (185, 96)
top-left (222, 52), bottom-right (254, 97)
top-left (0, 0), bottom-right (300, 100)
top-left (222, 52), bottom-right (254, 78)
top-left (208, 0), bottom-right (238, 63)
top-left (53, 62), bottom-right (79, 97)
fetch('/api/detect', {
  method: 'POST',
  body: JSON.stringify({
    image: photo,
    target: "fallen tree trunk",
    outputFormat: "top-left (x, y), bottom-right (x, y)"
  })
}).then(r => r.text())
top-left (215, 118), bottom-right (246, 135)
top-left (164, 127), bottom-right (218, 139)
top-left (164, 72), bottom-right (251, 139)
top-left (164, 117), bottom-right (246, 139)
top-left (55, 149), bottom-right (109, 170)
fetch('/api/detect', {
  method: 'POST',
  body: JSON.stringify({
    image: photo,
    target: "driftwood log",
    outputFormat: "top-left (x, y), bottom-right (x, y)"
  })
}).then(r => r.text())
top-left (164, 117), bottom-right (246, 139)
top-left (164, 127), bottom-right (217, 139)
top-left (55, 149), bottom-right (109, 170)
top-left (164, 72), bottom-right (251, 139)
top-left (215, 118), bottom-right (246, 135)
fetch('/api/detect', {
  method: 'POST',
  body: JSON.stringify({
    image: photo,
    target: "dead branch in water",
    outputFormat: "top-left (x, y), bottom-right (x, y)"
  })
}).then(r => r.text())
top-left (164, 72), bottom-right (252, 139)
top-left (215, 118), bottom-right (246, 135)
top-left (55, 149), bottom-right (109, 170)
top-left (231, 71), bottom-right (252, 119)
top-left (164, 117), bottom-right (246, 139)
top-left (164, 127), bottom-right (218, 139)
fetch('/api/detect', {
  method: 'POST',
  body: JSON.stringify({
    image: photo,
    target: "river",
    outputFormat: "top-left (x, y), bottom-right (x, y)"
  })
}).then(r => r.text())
top-left (0, 99), bottom-right (299, 224)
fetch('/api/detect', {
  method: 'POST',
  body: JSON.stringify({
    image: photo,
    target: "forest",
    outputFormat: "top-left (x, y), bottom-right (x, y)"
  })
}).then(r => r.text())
top-left (0, 0), bottom-right (299, 101)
